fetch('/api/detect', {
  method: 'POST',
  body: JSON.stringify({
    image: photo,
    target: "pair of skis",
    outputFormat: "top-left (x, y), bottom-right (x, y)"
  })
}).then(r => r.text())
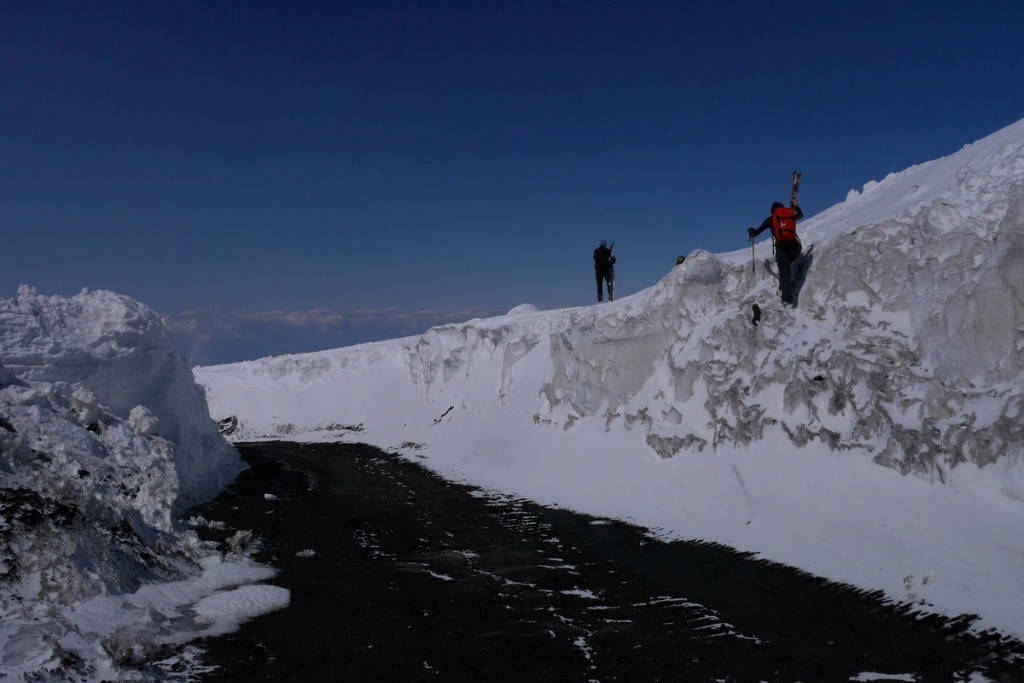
top-left (750, 171), bottom-right (801, 325)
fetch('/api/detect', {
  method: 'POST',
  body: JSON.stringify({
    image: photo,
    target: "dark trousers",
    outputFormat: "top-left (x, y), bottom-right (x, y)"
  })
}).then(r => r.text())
top-left (596, 269), bottom-right (614, 302)
top-left (775, 243), bottom-right (802, 304)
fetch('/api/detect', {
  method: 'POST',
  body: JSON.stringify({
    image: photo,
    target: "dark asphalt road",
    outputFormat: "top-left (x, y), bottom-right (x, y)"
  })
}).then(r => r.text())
top-left (192, 442), bottom-right (1024, 682)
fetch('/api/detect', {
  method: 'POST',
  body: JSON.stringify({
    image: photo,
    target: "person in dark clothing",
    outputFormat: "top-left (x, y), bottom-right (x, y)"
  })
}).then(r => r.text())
top-left (748, 201), bottom-right (804, 305)
top-left (593, 240), bottom-right (616, 302)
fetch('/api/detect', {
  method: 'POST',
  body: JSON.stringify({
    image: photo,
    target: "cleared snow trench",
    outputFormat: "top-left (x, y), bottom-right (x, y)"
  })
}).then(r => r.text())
top-left (195, 117), bottom-right (1024, 643)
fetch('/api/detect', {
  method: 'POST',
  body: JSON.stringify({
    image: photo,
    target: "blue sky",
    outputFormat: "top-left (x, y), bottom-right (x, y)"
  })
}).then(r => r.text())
top-left (3, 1), bottom-right (1022, 364)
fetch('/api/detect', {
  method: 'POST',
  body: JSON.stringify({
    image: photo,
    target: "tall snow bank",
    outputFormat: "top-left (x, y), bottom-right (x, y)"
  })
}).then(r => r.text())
top-left (195, 117), bottom-right (1024, 637)
top-left (0, 288), bottom-right (264, 680)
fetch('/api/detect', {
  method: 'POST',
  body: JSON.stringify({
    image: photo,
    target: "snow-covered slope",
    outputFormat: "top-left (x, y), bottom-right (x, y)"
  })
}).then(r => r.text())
top-left (195, 118), bottom-right (1024, 638)
top-left (1, 287), bottom-right (286, 680)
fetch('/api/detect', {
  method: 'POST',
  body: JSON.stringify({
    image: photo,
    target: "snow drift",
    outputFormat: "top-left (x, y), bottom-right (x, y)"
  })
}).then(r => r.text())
top-left (196, 119), bottom-right (1024, 638)
top-left (0, 287), bottom-right (284, 680)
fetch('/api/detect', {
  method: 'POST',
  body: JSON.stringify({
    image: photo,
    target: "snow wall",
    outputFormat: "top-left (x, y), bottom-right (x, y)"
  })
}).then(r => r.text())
top-left (198, 122), bottom-right (1024, 476)
top-left (195, 118), bottom-right (1024, 636)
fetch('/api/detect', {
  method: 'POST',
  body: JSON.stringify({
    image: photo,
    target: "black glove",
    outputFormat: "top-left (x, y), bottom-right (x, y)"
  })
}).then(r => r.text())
top-left (747, 227), bottom-right (756, 239)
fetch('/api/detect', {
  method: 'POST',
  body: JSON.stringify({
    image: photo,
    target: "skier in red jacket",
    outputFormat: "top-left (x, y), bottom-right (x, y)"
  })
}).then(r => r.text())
top-left (748, 201), bottom-right (804, 305)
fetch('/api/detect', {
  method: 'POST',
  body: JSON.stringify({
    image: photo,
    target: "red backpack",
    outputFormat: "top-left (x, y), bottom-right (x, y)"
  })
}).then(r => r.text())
top-left (770, 206), bottom-right (799, 245)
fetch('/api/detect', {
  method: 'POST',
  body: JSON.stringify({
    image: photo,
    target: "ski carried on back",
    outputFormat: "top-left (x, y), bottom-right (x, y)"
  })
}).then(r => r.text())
top-left (791, 170), bottom-right (801, 206)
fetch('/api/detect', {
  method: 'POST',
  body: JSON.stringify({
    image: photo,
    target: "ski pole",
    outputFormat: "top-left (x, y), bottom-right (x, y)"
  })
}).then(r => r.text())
top-left (750, 238), bottom-right (755, 275)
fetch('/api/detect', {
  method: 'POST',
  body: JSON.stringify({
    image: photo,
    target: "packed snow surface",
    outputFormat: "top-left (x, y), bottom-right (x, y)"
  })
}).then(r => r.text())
top-left (197, 118), bottom-right (1024, 640)
top-left (0, 287), bottom-right (287, 680)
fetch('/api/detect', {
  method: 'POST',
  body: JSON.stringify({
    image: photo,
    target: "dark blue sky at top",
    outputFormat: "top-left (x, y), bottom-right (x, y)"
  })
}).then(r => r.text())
top-left (2, 1), bottom-right (1022, 364)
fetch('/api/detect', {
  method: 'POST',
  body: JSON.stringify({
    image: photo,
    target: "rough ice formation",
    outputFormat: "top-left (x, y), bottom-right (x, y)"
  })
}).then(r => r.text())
top-left (1, 287), bottom-right (239, 507)
top-left (0, 288), bottom-right (251, 678)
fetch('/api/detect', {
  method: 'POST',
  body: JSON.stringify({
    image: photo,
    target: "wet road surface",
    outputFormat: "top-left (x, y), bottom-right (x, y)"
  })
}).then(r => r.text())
top-left (193, 442), bottom-right (1024, 682)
